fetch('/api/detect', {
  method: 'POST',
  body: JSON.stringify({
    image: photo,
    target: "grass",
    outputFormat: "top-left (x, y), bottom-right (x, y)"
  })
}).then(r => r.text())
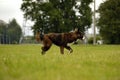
top-left (0, 44), bottom-right (120, 80)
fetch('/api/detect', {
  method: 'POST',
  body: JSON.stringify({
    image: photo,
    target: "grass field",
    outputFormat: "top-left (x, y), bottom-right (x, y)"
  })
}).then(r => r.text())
top-left (0, 44), bottom-right (120, 80)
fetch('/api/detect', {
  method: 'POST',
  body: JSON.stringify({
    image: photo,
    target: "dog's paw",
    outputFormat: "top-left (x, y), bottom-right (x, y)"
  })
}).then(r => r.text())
top-left (69, 49), bottom-right (73, 53)
top-left (41, 51), bottom-right (46, 55)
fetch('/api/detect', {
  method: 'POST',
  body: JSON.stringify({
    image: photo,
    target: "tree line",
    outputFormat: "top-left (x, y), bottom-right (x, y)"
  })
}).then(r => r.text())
top-left (97, 0), bottom-right (120, 44)
top-left (0, 19), bottom-right (22, 44)
top-left (21, 0), bottom-right (93, 33)
top-left (21, 0), bottom-right (120, 44)
top-left (1, 0), bottom-right (118, 44)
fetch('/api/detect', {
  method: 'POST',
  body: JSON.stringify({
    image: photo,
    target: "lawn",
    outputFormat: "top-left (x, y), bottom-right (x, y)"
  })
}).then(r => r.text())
top-left (0, 44), bottom-right (120, 80)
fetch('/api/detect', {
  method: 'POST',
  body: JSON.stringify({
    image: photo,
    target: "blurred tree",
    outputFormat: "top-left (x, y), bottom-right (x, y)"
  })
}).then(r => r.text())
top-left (7, 19), bottom-right (22, 44)
top-left (0, 19), bottom-right (22, 44)
top-left (0, 20), bottom-right (7, 44)
top-left (21, 0), bottom-right (93, 33)
top-left (98, 0), bottom-right (120, 44)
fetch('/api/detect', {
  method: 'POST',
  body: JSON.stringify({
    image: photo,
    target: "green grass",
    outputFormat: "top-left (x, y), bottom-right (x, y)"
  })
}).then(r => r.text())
top-left (0, 44), bottom-right (120, 80)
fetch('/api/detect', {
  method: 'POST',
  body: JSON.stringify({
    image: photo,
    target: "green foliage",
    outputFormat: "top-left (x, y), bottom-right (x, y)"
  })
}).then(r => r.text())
top-left (22, 36), bottom-right (36, 43)
top-left (88, 37), bottom-right (93, 44)
top-left (88, 35), bottom-right (101, 44)
top-left (21, 0), bottom-right (93, 33)
top-left (0, 19), bottom-right (22, 44)
top-left (97, 0), bottom-right (120, 44)
top-left (0, 20), bottom-right (7, 44)
top-left (7, 19), bottom-right (22, 44)
top-left (0, 45), bottom-right (120, 80)
top-left (0, 20), bottom-right (7, 35)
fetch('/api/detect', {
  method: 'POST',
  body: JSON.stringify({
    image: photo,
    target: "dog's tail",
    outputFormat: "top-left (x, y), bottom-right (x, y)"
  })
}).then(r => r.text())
top-left (35, 30), bottom-right (44, 42)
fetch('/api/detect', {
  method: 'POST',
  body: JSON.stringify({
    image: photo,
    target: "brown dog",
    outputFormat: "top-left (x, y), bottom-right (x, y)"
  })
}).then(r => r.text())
top-left (35, 28), bottom-right (83, 54)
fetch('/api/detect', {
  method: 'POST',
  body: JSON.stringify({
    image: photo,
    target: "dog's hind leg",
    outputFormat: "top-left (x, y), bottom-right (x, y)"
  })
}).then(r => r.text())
top-left (64, 45), bottom-right (73, 53)
top-left (60, 46), bottom-right (64, 54)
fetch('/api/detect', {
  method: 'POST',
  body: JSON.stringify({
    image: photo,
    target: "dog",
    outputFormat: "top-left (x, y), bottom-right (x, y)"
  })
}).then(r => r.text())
top-left (35, 28), bottom-right (83, 54)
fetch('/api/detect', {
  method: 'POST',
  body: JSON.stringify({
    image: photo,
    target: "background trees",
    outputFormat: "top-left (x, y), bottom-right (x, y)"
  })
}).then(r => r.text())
top-left (0, 20), bottom-right (7, 44)
top-left (98, 0), bottom-right (120, 44)
top-left (7, 19), bottom-right (22, 44)
top-left (0, 19), bottom-right (22, 44)
top-left (21, 0), bottom-right (93, 33)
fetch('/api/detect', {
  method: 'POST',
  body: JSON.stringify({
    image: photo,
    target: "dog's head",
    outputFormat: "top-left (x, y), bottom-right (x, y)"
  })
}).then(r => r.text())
top-left (74, 28), bottom-right (84, 40)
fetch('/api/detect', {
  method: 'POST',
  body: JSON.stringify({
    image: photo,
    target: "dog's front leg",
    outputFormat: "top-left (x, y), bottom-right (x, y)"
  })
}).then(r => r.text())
top-left (60, 46), bottom-right (64, 54)
top-left (41, 37), bottom-right (52, 55)
top-left (65, 45), bottom-right (73, 53)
